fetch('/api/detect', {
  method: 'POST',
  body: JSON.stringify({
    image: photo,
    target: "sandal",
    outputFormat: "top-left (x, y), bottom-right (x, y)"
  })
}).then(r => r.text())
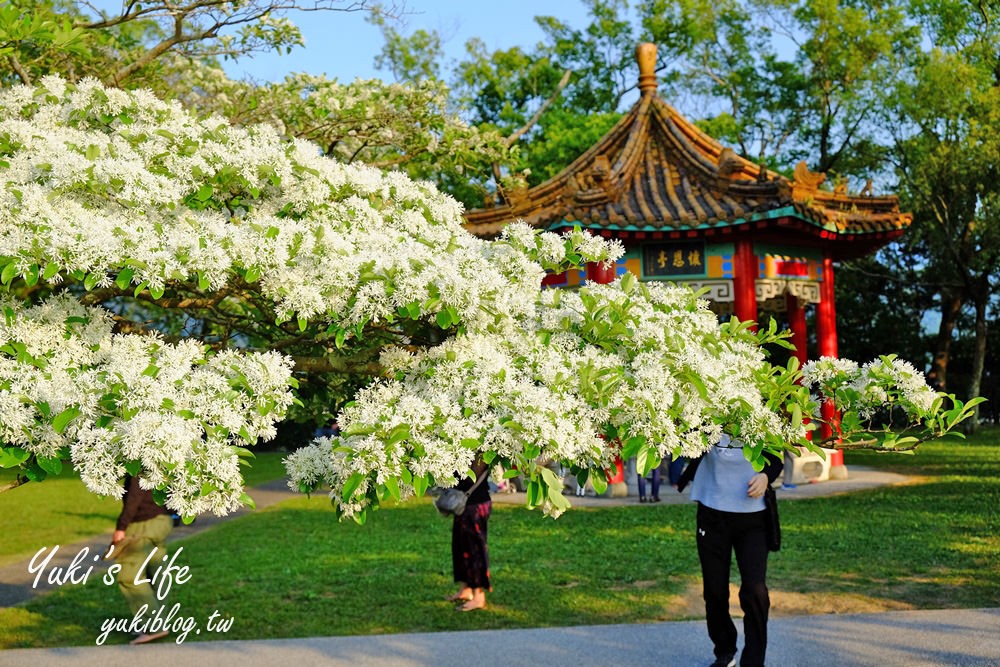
top-left (445, 592), bottom-right (473, 602)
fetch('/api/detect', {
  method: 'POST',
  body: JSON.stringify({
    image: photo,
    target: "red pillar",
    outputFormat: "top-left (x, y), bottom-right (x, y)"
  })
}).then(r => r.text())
top-left (586, 260), bottom-right (616, 285)
top-left (816, 256), bottom-right (841, 443)
top-left (817, 257), bottom-right (838, 359)
top-left (733, 239), bottom-right (758, 328)
top-left (786, 293), bottom-right (808, 367)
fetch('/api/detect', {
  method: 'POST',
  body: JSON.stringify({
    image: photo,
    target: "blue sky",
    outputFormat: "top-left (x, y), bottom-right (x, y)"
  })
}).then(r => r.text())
top-left (221, 1), bottom-right (594, 83)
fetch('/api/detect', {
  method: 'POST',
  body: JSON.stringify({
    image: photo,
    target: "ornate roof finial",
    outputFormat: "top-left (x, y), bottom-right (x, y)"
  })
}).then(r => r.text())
top-left (636, 43), bottom-right (657, 94)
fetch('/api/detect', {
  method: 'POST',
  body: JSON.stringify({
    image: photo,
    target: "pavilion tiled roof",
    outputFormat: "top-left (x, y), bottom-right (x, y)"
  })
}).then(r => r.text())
top-left (463, 45), bottom-right (911, 251)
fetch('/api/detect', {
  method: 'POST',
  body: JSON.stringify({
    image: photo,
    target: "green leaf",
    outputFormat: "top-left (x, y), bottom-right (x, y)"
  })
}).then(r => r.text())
top-left (83, 272), bottom-right (99, 291)
top-left (590, 471), bottom-right (608, 495)
top-left (341, 472), bottom-right (364, 500)
top-left (385, 476), bottom-right (400, 502)
top-left (386, 425), bottom-right (411, 446)
top-left (149, 284), bottom-right (165, 299)
top-left (142, 364), bottom-right (160, 378)
top-left (85, 144), bottom-right (100, 160)
top-left (1, 262), bottom-right (18, 285)
top-left (124, 460), bottom-right (141, 476)
top-left (233, 445), bottom-right (255, 460)
top-left (51, 406), bottom-right (81, 434)
top-left (24, 462), bottom-right (47, 483)
top-left (42, 262), bottom-right (60, 280)
top-left (24, 264), bottom-right (38, 287)
top-left (436, 310), bottom-right (452, 329)
top-left (37, 456), bottom-right (63, 476)
top-left (0, 446), bottom-right (30, 468)
top-left (525, 479), bottom-right (540, 507)
top-left (621, 435), bottom-right (646, 459)
top-left (412, 472), bottom-right (430, 496)
top-left (240, 492), bottom-right (257, 510)
top-left (194, 184), bottom-right (213, 202)
top-left (620, 270), bottom-right (637, 293)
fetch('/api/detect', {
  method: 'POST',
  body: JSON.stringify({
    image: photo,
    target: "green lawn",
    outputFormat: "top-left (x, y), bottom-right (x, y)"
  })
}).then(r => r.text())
top-left (0, 452), bottom-right (290, 567)
top-left (1, 433), bottom-right (998, 649)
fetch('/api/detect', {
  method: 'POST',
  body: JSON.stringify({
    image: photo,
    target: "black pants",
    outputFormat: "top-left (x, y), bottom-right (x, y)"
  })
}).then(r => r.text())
top-left (696, 503), bottom-right (770, 667)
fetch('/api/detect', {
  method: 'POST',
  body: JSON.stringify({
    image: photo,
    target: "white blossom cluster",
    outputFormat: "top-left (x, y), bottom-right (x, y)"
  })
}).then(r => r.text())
top-left (293, 274), bottom-right (809, 517)
top-left (0, 295), bottom-right (293, 515)
top-left (802, 356), bottom-right (940, 420)
top-left (0, 78), bottom-right (594, 333)
top-left (0, 78), bottom-right (958, 518)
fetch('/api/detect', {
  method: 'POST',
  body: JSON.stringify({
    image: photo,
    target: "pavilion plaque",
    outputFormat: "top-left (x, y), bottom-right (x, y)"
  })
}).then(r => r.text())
top-left (642, 241), bottom-right (707, 277)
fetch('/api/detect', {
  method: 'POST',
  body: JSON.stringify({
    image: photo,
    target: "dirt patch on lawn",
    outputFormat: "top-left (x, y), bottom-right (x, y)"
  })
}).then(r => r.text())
top-left (661, 581), bottom-right (913, 620)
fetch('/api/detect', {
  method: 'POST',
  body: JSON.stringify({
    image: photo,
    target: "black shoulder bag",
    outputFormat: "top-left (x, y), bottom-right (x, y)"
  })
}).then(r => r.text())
top-left (763, 485), bottom-right (781, 552)
top-left (434, 470), bottom-right (487, 517)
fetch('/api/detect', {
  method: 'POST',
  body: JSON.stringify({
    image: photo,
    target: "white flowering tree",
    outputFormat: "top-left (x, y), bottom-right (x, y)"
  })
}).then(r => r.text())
top-left (0, 78), bottom-right (981, 522)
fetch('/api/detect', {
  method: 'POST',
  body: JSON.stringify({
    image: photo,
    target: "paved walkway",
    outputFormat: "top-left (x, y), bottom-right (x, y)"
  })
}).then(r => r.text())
top-left (490, 465), bottom-right (911, 508)
top-left (2, 608), bottom-right (998, 666)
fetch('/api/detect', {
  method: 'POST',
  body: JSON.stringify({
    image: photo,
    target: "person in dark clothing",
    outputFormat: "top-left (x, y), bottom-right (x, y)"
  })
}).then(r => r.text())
top-left (636, 464), bottom-right (661, 502)
top-left (445, 459), bottom-right (491, 612)
top-left (678, 436), bottom-right (783, 667)
top-left (112, 473), bottom-right (173, 644)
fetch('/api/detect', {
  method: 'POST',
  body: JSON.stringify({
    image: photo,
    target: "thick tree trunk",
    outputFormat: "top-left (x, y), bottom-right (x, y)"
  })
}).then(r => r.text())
top-left (965, 284), bottom-right (989, 434)
top-left (930, 290), bottom-right (964, 391)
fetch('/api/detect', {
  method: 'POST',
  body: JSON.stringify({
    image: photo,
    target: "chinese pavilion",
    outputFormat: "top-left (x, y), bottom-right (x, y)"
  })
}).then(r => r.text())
top-left (463, 42), bottom-right (911, 376)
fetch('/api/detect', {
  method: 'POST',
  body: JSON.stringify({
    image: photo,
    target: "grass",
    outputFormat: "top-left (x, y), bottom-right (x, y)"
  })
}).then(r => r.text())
top-left (0, 451), bottom-right (289, 567)
top-left (1, 432), bottom-right (998, 649)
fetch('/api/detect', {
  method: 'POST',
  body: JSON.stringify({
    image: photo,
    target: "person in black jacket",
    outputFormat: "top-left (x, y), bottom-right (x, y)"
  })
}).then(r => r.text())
top-left (678, 436), bottom-right (783, 667)
top-left (112, 473), bottom-right (174, 644)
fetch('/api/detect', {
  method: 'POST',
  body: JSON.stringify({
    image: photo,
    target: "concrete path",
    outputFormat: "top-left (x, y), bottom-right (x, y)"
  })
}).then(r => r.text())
top-left (2, 607), bottom-right (997, 667)
top-left (491, 465), bottom-right (911, 508)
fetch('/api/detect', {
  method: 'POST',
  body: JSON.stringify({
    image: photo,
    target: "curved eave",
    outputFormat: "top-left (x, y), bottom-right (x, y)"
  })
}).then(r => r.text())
top-left (462, 93), bottom-right (910, 249)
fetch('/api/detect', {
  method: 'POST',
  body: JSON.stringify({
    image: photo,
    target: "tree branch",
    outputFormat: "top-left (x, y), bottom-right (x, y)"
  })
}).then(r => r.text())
top-left (505, 69), bottom-right (572, 147)
top-left (292, 355), bottom-right (383, 375)
top-left (6, 54), bottom-right (31, 86)
top-left (0, 474), bottom-right (29, 494)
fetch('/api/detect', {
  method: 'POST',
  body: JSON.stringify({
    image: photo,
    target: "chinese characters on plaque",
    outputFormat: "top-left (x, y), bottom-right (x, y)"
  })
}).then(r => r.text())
top-left (642, 241), bottom-right (706, 277)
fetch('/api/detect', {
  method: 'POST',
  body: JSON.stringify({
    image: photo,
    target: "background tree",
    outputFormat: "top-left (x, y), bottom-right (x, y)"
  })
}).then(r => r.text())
top-left (372, 0), bottom-right (998, 417)
top-left (0, 0), bottom-right (378, 88)
top-left (886, 0), bottom-right (1000, 424)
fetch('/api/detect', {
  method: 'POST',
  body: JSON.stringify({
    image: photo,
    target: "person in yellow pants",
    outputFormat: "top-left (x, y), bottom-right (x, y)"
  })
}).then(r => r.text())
top-left (112, 473), bottom-right (174, 645)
